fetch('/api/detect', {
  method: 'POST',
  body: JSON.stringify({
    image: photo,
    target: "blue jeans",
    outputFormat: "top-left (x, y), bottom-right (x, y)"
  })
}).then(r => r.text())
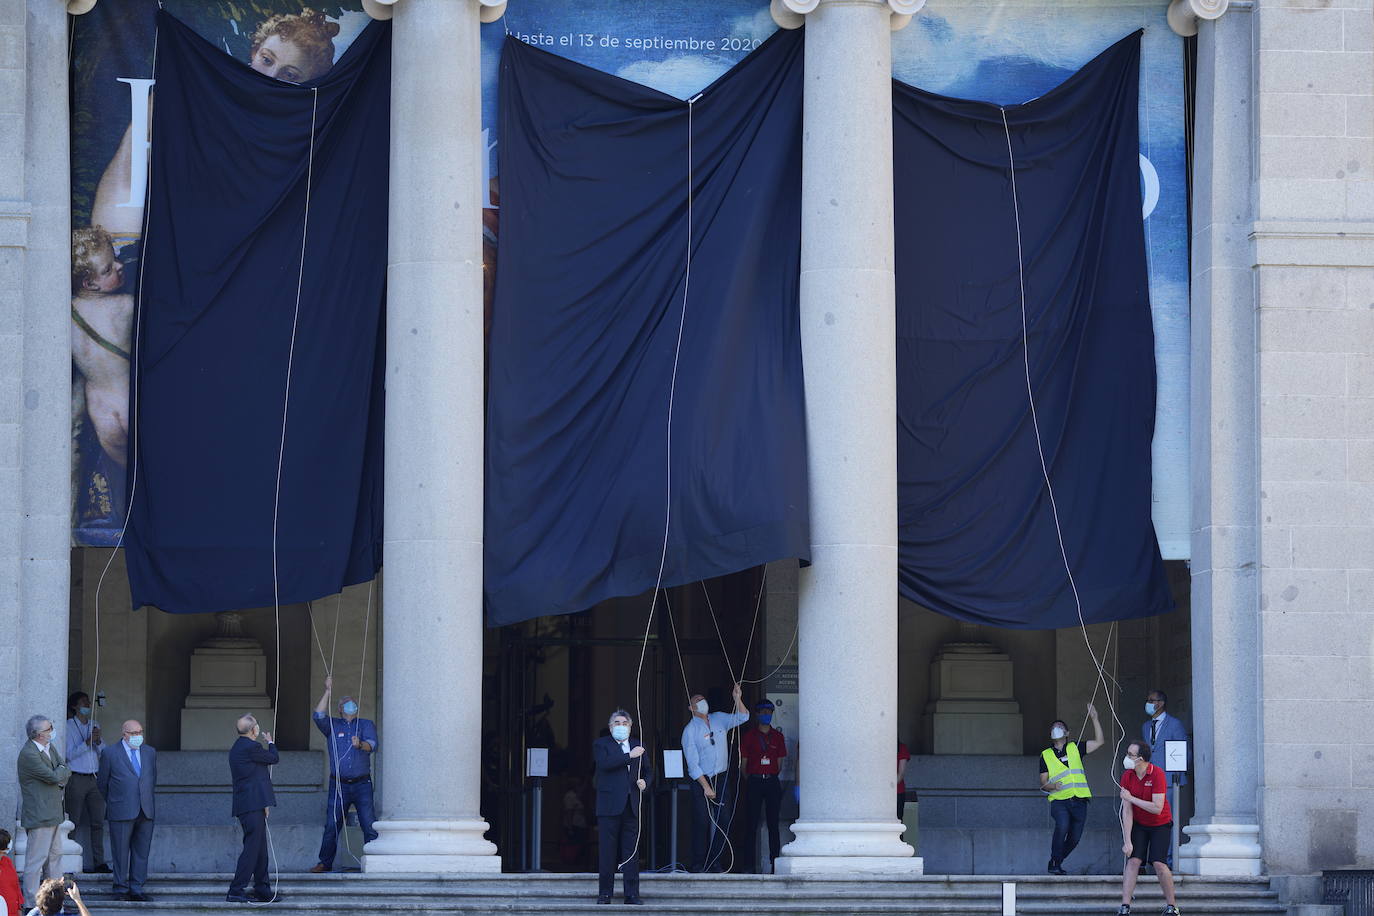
top-left (317, 777), bottom-right (378, 869)
top-left (1049, 797), bottom-right (1088, 864)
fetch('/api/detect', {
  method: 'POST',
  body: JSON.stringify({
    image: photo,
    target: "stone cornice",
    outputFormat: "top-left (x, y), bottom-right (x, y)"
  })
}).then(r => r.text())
top-left (0, 201), bottom-right (32, 249)
top-left (771, 0), bottom-right (925, 32)
top-left (364, 0), bottom-right (506, 23)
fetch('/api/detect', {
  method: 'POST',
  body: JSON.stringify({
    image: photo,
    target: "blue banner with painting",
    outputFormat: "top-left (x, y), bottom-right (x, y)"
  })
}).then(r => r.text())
top-left (69, 1), bottom-right (1190, 619)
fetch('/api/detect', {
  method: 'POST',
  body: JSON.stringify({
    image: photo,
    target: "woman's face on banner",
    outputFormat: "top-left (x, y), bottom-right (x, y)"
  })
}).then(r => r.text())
top-left (251, 36), bottom-right (313, 84)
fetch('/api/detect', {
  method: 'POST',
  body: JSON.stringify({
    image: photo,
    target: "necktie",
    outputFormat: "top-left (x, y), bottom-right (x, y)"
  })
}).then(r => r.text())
top-left (1151, 719), bottom-right (1158, 745)
top-left (131, 748), bottom-right (141, 775)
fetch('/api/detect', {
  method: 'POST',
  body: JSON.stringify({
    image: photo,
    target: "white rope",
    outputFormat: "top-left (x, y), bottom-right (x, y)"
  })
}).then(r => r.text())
top-left (618, 91), bottom-right (703, 874)
top-left (998, 107), bottom-right (1130, 832)
top-left (249, 84), bottom-right (319, 907)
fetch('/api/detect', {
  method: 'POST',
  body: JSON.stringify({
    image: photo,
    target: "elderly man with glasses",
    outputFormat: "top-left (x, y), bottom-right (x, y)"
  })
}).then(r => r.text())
top-left (17, 715), bottom-right (72, 909)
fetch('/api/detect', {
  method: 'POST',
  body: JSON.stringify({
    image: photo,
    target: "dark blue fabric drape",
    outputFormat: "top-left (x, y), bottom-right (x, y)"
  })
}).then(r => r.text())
top-left (893, 31), bottom-right (1173, 629)
top-left (125, 11), bottom-right (388, 613)
top-left (485, 32), bottom-right (809, 627)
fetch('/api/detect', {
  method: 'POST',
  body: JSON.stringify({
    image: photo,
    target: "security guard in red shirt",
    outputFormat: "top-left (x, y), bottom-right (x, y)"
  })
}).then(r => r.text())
top-left (740, 699), bottom-right (787, 874)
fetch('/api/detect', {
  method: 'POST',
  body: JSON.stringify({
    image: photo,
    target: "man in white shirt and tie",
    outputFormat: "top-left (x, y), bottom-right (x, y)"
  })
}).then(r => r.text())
top-left (64, 692), bottom-right (109, 874)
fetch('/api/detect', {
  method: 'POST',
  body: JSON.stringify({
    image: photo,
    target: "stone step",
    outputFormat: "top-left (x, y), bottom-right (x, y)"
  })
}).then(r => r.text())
top-left (63, 872), bottom-right (1287, 915)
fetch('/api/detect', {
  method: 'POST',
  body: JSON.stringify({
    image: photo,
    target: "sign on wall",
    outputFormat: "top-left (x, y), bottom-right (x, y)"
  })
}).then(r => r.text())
top-left (71, 0), bottom-right (1189, 561)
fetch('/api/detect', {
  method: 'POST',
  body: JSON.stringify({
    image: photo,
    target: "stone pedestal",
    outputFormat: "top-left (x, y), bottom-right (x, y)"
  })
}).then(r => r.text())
top-left (179, 613), bottom-right (272, 750)
top-left (924, 642), bottom-right (1022, 755)
top-left (13, 820), bottom-right (84, 876)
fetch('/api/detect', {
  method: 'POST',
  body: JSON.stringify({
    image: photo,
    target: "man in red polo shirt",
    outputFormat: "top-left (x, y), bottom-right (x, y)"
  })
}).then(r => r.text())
top-left (740, 699), bottom-right (787, 874)
top-left (1117, 741), bottom-right (1180, 916)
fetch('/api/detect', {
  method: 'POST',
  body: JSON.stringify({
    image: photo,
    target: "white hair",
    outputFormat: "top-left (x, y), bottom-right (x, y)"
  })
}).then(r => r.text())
top-left (607, 709), bottom-right (632, 728)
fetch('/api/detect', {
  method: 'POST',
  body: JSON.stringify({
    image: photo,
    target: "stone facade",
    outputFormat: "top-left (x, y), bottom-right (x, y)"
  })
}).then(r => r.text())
top-left (3, 0), bottom-right (1374, 888)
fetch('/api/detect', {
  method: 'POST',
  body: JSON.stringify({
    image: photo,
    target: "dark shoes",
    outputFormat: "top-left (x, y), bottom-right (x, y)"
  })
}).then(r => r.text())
top-left (309, 863), bottom-right (329, 873)
top-left (625, 896), bottom-right (644, 905)
top-left (253, 889), bottom-right (284, 902)
top-left (1163, 907), bottom-right (1181, 915)
top-left (596, 895), bottom-right (612, 905)
top-left (124, 892), bottom-right (153, 902)
top-left (1047, 859), bottom-right (1067, 875)
top-left (85, 864), bottom-right (112, 874)
top-left (226, 894), bottom-right (254, 903)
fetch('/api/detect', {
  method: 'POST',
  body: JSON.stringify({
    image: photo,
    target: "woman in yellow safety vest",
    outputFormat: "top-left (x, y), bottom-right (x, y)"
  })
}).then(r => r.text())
top-left (1038, 702), bottom-right (1104, 875)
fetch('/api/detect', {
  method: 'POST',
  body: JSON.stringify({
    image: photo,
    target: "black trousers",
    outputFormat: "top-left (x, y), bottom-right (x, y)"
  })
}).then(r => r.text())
top-left (65, 773), bottom-right (107, 868)
top-left (597, 800), bottom-right (640, 898)
top-left (229, 809), bottom-right (271, 896)
top-left (689, 772), bottom-right (737, 872)
top-left (743, 775), bottom-right (782, 873)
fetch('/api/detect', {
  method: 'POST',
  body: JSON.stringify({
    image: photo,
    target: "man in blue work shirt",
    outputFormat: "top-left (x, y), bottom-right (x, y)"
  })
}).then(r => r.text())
top-left (681, 682), bottom-right (749, 872)
top-left (309, 676), bottom-right (379, 873)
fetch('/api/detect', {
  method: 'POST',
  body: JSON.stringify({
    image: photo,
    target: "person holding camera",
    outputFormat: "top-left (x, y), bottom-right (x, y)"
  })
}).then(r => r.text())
top-left (63, 693), bottom-right (108, 875)
top-left (30, 878), bottom-right (91, 916)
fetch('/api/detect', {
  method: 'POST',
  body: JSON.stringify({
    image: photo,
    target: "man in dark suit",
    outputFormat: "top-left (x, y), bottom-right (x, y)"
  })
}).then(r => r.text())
top-left (226, 715), bottom-right (280, 904)
top-left (593, 709), bottom-right (652, 906)
top-left (96, 720), bottom-right (156, 902)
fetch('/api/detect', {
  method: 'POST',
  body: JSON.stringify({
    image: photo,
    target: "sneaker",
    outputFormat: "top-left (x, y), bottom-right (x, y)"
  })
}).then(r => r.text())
top-left (1047, 860), bottom-right (1067, 876)
top-left (1163, 907), bottom-right (1180, 915)
top-left (1117, 906), bottom-right (1131, 915)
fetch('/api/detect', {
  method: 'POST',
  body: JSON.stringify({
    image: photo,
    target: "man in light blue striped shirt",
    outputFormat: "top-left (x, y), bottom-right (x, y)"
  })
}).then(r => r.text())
top-left (681, 683), bottom-right (749, 872)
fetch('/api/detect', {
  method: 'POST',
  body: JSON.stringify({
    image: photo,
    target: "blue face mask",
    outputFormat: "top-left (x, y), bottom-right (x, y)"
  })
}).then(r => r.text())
top-left (1145, 702), bottom-right (1157, 717)
top-left (610, 725), bottom-right (630, 742)
top-left (756, 713), bottom-right (772, 725)
top-left (342, 701), bottom-right (359, 716)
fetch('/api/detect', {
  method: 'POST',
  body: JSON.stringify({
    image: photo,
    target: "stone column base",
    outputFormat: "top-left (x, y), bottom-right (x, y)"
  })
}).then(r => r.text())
top-left (775, 821), bottom-right (922, 875)
top-left (362, 818), bottom-right (501, 873)
top-left (1178, 821), bottom-right (1263, 876)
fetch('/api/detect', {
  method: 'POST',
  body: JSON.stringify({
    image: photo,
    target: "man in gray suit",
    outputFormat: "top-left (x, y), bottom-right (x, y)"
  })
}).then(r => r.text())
top-left (97, 721), bottom-right (156, 903)
top-left (17, 714), bottom-right (71, 908)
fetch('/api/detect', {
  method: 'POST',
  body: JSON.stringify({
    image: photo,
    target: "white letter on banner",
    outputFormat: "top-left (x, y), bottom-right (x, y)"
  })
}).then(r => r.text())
top-left (118, 78), bottom-right (156, 210)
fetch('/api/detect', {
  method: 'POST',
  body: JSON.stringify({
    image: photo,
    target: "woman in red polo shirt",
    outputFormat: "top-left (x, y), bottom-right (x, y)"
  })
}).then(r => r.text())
top-left (1117, 741), bottom-right (1180, 916)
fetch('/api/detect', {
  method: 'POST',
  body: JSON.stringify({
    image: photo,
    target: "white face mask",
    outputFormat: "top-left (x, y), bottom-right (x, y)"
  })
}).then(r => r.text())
top-left (128, 735), bottom-right (144, 749)
top-left (1123, 755), bottom-right (1137, 770)
top-left (695, 700), bottom-right (709, 715)
top-left (1050, 726), bottom-right (1067, 740)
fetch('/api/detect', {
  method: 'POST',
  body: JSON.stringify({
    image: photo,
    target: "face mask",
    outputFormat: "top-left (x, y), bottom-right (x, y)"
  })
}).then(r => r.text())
top-left (757, 713), bottom-right (772, 725)
top-left (342, 702), bottom-right (359, 716)
top-left (1123, 755), bottom-right (1137, 770)
top-left (610, 725), bottom-right (630, 742)
top-left (78, 707), bottom-right (91, 717)
top-left (1050, 726), bottom-right (1067, 740)
top-left (128, 735), bottom-right (144, 749)
top-left (1145, 702), bottom-right (1157, 716)
top-left (695, 700), bottom-right (709, 715)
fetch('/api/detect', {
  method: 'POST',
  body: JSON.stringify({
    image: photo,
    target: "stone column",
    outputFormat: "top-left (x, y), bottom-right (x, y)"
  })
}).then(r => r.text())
top-left (1177, 5), bottom-right (1264, 877)
top-left (15, 0), bottom-right (80, 865)
top-left (361, 0), bottom-right (505, 873)
top-left (770, 0), bottom-right (920, 876)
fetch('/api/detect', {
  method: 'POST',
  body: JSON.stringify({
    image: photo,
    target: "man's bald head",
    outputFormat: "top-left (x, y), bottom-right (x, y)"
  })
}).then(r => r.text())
top-left (122, 720), bottom-right (143, 739)
top-left (236, 714), bottom-right (258, 736)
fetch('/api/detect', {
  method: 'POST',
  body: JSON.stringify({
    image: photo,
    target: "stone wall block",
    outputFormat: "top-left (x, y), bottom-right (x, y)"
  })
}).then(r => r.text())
top-left (1261, 437), bottom-right (1347, 481)
top-left (1261, 93), bottom-right (1346, 137)
top-left (1261, 351), bottom-right (1348, 397)
top-left (1261, 8), bottom-right (1345, 51)
top-left (1260, 308), bottom-right (1374, 354)
top-left (1263, 526), bottom-right (1294, 568)
top-left (1260, 50), bottom-right (1373, 96)
top-left (1290, 525), bottom-right (1374, 568)
top-left (1260, 566), bottom-right (1349, 610)
top-left (1262, 481), bottom-right (1355, 526)
top-left (1260, 396), bottom-right (1346, 439)
top-left (1260, 136), bottom-right (1374, 180)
